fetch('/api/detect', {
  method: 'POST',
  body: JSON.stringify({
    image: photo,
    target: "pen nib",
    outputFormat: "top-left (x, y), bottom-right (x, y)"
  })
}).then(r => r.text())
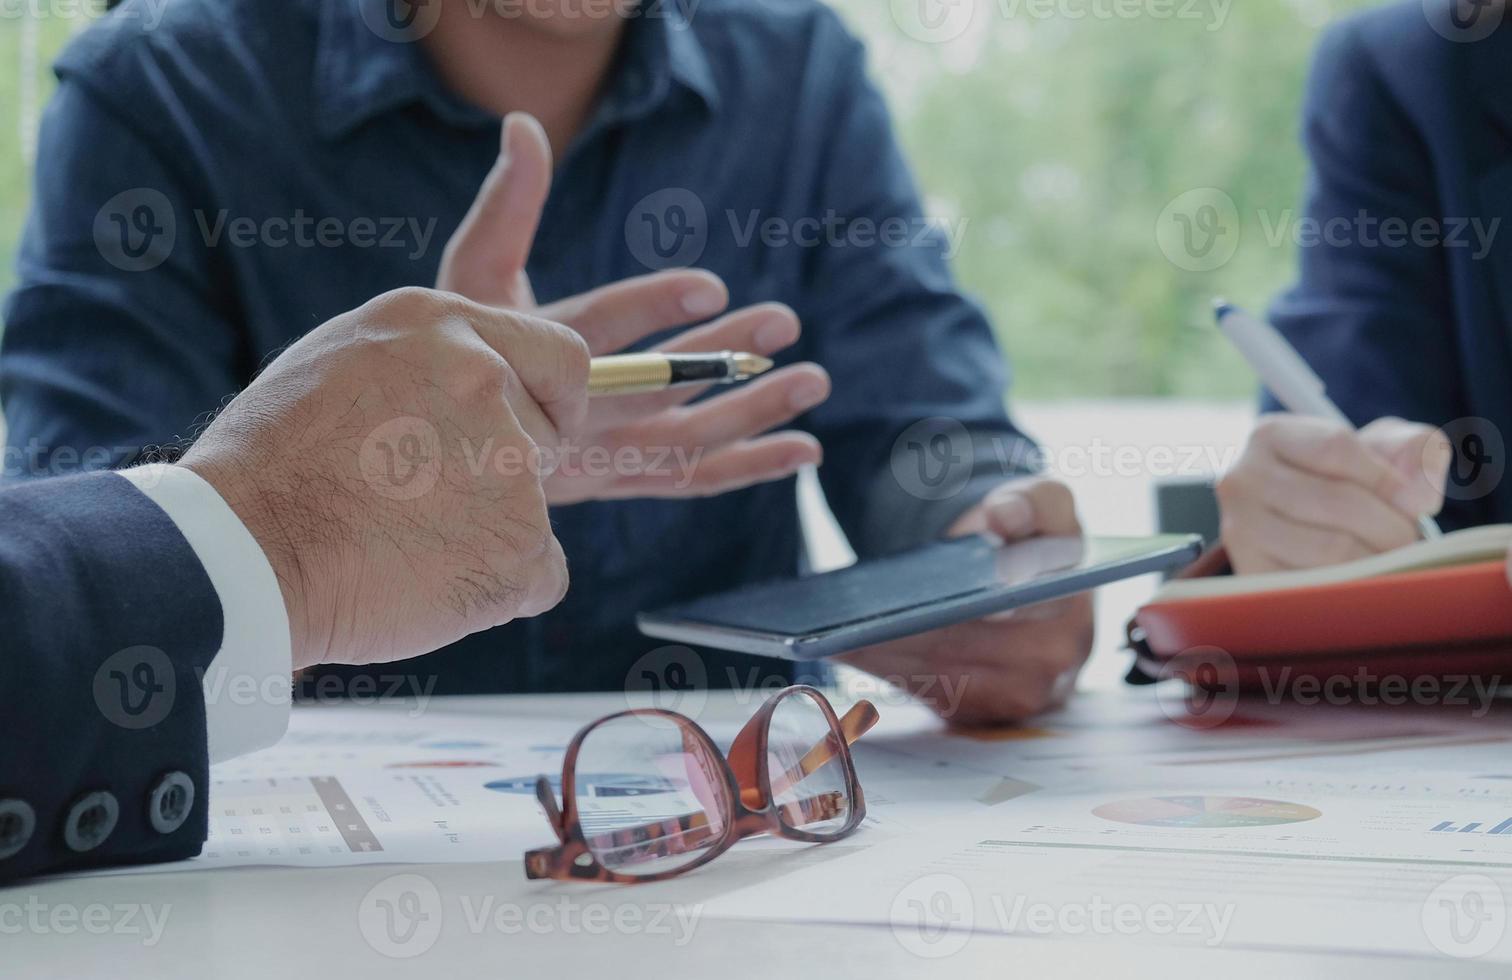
top-left (732, 353), bottom-right (775, 380)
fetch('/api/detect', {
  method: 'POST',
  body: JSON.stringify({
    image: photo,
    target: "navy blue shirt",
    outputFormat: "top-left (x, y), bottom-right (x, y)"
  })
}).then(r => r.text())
top-left (2, 0), bottom-right (1031, 692)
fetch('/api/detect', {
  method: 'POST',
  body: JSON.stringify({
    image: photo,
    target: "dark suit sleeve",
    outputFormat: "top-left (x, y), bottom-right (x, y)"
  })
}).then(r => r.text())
top-left (792, 24), bottom-right (1039, 558)
top-left (0, 471), bottom-right (221, 882)
top-left (1268, 24), bottom-right (1465, 460)
top-left (0, 76), bottom-right (243, 477)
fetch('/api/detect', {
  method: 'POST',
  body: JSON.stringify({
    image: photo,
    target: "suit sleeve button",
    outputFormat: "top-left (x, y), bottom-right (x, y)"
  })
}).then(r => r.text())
top-left (0, 799), bottom-right (36, 860)
top-left (147, 772), bottom-right (196, 835)
top-left (63, 791), bottom-right (120, 853)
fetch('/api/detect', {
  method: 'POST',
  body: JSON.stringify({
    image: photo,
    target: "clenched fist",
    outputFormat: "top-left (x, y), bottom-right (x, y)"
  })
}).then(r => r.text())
top-left (180, 287), bottom-right (590, 670)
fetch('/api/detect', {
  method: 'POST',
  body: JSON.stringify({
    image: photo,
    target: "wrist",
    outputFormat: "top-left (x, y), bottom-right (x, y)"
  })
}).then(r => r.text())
top-left (176, 456), bottom-right (323, 671)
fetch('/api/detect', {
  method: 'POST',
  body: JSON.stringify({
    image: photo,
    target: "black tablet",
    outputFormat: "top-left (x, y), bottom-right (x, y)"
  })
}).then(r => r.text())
top-left (636, 534), bottom-right (1203, 660)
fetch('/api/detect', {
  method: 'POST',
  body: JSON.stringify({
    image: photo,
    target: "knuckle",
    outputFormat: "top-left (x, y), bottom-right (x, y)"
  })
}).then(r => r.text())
top-left (1367, 415), bottom-right (1408, 435)
top-left (368, 285), bottom-right (444, 322)
top-left (765, 301), bottom-right (799, 322)
top-left (551, 323), bottom-right (592, 388)
top-left (460, 354), bottom-right (513, 407)
top-left (519, 530), bottom-right (570, 616)
top-left (513, 313), bottom-right (592, 394)
top-left (537, 538), bottom-right (571, 607)
top-left (498, 421), bottom-right (538, 469)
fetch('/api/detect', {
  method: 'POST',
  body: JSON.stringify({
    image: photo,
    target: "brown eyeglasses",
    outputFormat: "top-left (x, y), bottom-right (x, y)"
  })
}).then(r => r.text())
top-left (524, 685), bottom-right (879, 883)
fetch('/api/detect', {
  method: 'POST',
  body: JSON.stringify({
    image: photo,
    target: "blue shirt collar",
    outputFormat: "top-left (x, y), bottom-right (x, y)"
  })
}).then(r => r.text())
top-left (314, 0), bottom-right (720, 141)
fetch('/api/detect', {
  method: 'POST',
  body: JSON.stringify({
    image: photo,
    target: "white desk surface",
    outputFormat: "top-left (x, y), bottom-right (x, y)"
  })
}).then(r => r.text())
top-left (4, 687), bottom-right (1507, 980)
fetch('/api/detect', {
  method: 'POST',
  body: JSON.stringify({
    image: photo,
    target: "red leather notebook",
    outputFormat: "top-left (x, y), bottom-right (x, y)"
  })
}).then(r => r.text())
top-left (1128, 527), bottom-right (1512, 688)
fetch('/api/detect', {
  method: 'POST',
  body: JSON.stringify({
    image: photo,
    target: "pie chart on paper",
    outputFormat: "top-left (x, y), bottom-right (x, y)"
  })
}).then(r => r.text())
top-left (1092, 795), bottom-right (1322, 829)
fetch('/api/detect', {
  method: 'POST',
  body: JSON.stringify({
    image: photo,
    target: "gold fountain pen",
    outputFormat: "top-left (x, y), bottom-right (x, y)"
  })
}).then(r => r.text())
top-left (587, 351), bottom-right (774, 396)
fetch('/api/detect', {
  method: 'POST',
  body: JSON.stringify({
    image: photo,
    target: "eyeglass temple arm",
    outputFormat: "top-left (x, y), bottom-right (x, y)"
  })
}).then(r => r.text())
top-left (756, 699), bottom-right (880, 806)
top-left (535, 775), bottom-right (565, 835)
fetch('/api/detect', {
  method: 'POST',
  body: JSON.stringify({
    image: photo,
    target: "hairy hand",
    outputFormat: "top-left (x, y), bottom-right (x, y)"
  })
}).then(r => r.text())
top-left (181, 287), bottom-right (590, 670)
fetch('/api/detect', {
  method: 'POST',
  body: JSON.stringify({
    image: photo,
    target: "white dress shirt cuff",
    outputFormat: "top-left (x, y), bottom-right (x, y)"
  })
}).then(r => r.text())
top-left (120, 464), bottom-right (292, 763)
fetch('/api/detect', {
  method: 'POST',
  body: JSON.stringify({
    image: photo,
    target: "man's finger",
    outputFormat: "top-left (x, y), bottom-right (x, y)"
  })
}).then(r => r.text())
top-left (976, 477), bottom-right (1081, 540)
top-left (594, 432), bottom-right (822, 499)
top-left (1224, 506), bottom-right (1375, 574)
top-left (1257, 416), bottom-right (1419, 516)
top-left (636, 364), bottom-right (831, 450)
top-left (465, 305), bottom-right (591, 440)
top-left (596, 304), bottom-right (804, 418)
top-left (438, 113), bottom-right (553, 302)
top-left (654, 302), bottom-right (800, 356)
top-left (1247, 460), bottom-right (1420, 554)
top-left (538, 269), bottom-right (729, 355)
top-left (496, 361), bottom-right (563, 461)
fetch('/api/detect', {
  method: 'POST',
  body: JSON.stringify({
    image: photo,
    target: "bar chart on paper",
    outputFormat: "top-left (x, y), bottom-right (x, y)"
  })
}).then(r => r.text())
top-left (94, 709), bottom-right (592, 875)
top-left (203, 776), bottom-right (382, 863)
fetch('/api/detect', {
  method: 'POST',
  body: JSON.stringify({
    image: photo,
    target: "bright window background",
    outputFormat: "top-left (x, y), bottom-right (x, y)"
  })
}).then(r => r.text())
top-left (826, 0), bottom-right (1380, 399)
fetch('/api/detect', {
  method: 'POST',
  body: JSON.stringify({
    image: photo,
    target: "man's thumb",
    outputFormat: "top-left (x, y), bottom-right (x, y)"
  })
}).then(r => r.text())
top-left (439, 112), bottom-right (553, 293)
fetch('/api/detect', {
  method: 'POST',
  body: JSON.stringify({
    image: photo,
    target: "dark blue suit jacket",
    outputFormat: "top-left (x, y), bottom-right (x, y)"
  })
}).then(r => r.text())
top-left (1270, 1), bottom-right (1512, 530)
top-left (0, 472), bottom-right (216, 882)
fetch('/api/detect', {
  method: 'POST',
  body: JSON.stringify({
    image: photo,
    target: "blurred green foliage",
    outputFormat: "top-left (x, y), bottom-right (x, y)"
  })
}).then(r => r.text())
top-left (830, 0), bottom-right (1379, 397)
top-left (0, 1), bottom-right (1377, 398)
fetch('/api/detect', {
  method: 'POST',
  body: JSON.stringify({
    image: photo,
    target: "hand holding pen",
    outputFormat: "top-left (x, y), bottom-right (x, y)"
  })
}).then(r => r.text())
top-left (1213, 301), bottom-right (1453, 575)
top-left (435, 112), bottom-right (830, 507)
